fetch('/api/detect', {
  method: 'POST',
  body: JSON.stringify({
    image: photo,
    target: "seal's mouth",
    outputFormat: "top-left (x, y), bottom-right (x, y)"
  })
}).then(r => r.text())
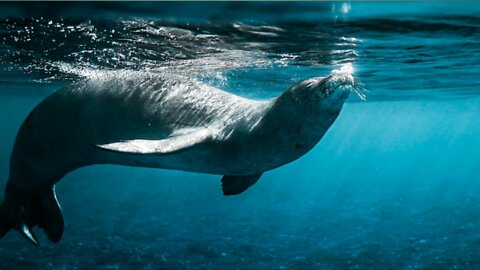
top-left (333, 81), bottom-right (367, 101)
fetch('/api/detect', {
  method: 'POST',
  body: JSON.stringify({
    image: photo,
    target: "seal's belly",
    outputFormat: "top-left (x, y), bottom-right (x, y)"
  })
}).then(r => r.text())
top-left (95, 142), bottom-right (267, 176)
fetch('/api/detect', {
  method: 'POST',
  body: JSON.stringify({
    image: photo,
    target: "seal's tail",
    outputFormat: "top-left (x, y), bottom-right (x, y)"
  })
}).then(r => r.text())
top-left (0, 183), bottom-right (64, 246)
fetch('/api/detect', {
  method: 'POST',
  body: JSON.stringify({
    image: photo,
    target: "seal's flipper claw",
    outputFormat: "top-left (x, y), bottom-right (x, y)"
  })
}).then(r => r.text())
top-left (40, 187), bottom-right (64, 243)
top-left (19, 222), bottom-right (39, 246)
top-left (221, 173), bottom-right (263, 195)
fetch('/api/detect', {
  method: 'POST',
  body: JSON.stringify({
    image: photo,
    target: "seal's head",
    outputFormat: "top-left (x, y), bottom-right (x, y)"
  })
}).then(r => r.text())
top-left (262, 64), bottom-right (363, 163)
top-left (297, 75), bottom-right (351, 105)
top-left (286, 65), bottom-right (361, 112)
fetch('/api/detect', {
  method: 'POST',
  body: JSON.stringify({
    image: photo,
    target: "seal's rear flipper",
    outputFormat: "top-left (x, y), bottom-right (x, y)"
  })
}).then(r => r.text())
top-left (0, 183), bottom-right (64, 246)
top-left (0, 201), bottom-right (39, 245)
top-left (0, 202), bottom-right (12, 238)
top-left (221, 174), bottom-right (262, 195)
top-left (37, 186), bottom-right (64, 243)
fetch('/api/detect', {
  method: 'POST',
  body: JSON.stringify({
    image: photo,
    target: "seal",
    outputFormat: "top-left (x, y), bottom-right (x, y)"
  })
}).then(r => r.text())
top-left (0, 68), bottom-right (358, 245)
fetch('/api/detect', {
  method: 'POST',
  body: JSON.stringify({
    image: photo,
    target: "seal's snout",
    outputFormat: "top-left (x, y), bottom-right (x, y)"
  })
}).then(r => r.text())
top-left (330, 73), bottom-right (354, 88)
top-left (327, 63), bottom-right (355, 89)
top-left (326, 64), bottom-right (366, 101)
top-left (342, 73), bottom-right (354, 86)
top-left (321, 73), bottom-right (354, 98)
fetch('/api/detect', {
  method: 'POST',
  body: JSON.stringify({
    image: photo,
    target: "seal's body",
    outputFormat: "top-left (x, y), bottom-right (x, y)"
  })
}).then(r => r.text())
top-left (1, 70), bottom-right (355, 245)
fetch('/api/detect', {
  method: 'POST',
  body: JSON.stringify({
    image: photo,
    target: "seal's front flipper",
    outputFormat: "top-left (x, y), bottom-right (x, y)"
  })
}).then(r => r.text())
top-left (0, 183), bottom-right (64, 246)
top-left (221, 174), bottom-right (262, 195)
top-left (97, 127), bottom-right (215, 154)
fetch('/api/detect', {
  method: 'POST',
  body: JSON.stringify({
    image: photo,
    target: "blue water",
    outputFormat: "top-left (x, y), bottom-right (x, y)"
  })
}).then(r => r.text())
top-left (1, 2), bottom-right (480, 269)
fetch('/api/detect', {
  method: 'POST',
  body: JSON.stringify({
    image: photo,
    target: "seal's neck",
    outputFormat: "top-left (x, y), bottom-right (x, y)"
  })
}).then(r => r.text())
top-left (236, 91), bottom-right (342, 171)
top-left (268, 89), bottom-right (343, 137)
top-left (252, 83), bottom-right (347, 159)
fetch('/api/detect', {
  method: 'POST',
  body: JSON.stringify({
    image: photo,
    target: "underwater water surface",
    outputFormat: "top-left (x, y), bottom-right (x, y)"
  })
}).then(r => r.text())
top-left (0, 2), bottom-right (480, 269)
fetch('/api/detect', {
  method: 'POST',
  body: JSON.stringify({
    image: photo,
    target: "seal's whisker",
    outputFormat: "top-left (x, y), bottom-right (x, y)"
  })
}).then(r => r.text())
top-left (352, 87), bottom-right (367, 101)
top-left (354, 81), bottom-right (367, 91)
top-left (348, 81), bottom-right (367, 101)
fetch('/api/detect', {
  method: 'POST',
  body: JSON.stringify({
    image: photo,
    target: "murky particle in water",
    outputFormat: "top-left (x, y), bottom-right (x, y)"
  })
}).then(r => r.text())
top-left (160, 254), bottom-right (168, 262)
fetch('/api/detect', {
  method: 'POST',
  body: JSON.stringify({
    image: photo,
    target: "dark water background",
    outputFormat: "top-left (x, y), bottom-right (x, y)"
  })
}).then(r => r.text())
top-left (1, 2), bottom-right (480, 269)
